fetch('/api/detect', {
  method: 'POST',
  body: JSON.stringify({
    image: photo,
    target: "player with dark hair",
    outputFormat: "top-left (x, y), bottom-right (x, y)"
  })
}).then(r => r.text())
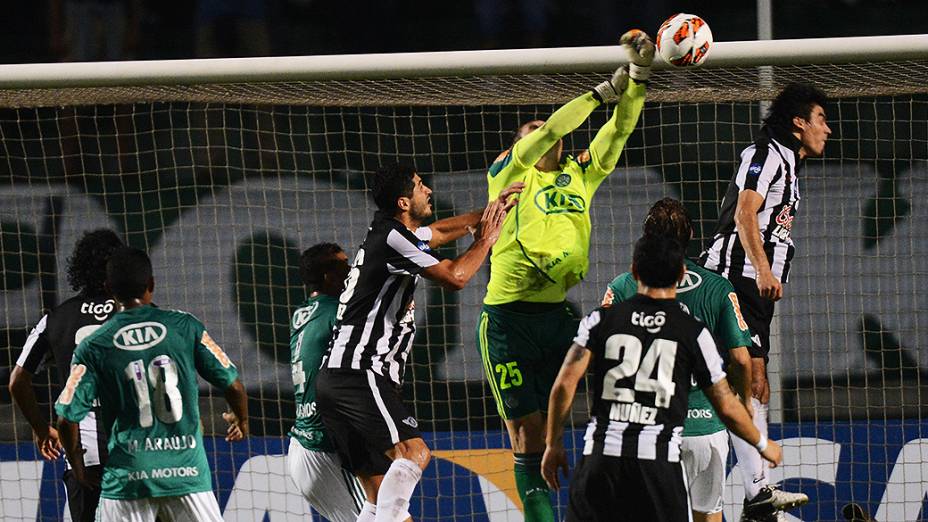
top-left (55, 246), bottom-right (249, 521)
top-left (287, 242), bottom-right (367, 521)
top-left (603, 198), bottom-right (752, 522)
top-left (700, 82), bottom-right (829, 521)
top-left (8, 228), bottom-right (123, 522)
top-left (542, 234), bottom-right (782, 522)
top-left (477, 30), bottom-right (653, 521)
top-left (317, 164), bottom-right (523, 522)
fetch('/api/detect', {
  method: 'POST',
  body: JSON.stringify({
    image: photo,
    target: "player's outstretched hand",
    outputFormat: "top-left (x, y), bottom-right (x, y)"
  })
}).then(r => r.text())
top-left (761, 439), bottom-right (783, 468)
top-left (496, 181), bottom-right (524, 212)
top-left (33, 425), bottom-right (62, 461)
top-left (541, 444), bottom-right (569, 490)
top-left (620, 29), bottom-right (655, 82)
top-left (223, 411), bottom-right (249, 442)
top-left (475, 198), bottom-right (513, 245)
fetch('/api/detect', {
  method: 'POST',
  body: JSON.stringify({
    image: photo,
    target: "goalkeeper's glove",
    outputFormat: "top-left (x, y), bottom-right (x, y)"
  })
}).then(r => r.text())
top-left (592, 29), bottom-right (655, 103)
top-left (621, 29), bottom-right (655, 82)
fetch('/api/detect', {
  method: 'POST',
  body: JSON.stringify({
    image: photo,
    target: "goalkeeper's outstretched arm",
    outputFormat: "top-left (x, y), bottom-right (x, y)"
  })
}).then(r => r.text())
top-left (494, 29), bottom-right (654, 185)
top-left (585, 30), bottom-right (653, 186)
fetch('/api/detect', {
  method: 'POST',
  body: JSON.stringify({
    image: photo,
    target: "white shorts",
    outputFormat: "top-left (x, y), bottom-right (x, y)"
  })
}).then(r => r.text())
top-left (681, 430), bottom-right (729, 514)
top-left (96, 491), bottom-right (222, 522)
top-left (287, 438), bottom-right (365, 522)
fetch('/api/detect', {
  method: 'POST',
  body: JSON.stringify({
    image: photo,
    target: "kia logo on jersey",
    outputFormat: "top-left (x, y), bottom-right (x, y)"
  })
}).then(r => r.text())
top-left (114, 322), bottom-right (167, 351)
top-left (533, 185), bottom-right (586, 214)
top-left (676, 270), bottom-right (703, 293)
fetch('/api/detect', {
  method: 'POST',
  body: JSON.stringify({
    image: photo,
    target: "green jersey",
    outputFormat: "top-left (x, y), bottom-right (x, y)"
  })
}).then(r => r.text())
top-left (289, 294), bottom-right (337, 452)
top-left (485, 85), bottom-right (646, 305)
top-left (604, 258), bottom-right (751, 436)
top-left (55, 305), bottom-right (238, 500)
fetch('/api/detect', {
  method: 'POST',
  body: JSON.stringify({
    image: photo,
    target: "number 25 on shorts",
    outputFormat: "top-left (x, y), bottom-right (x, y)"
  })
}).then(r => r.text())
top-left (494, 361), bottom-right (523, 389)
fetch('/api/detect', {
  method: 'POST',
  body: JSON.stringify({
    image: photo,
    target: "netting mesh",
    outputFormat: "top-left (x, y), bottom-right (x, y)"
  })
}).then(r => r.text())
top-left (1, 60), bottom-right (927, 108)
top-left (0, 59), bottom-right (926, 522)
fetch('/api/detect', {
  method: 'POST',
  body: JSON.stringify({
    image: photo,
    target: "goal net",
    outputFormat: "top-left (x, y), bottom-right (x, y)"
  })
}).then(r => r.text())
top-left (1, 34), bottom-right (927, 522)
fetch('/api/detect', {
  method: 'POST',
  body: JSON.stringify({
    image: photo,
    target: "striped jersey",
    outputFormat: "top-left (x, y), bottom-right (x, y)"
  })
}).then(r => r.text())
top-left (325, 212), bottom-right (442, 385)
top-left (16, 293), bottom-right (117, 468)
top-left (574, 294), bottom-right (726, 463)
top-left (699, 126), bottom-right (803, 282)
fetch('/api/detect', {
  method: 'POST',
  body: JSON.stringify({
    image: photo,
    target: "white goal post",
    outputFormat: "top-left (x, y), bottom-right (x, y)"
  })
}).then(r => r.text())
top-left (0, 34), bottom-right (924, 107)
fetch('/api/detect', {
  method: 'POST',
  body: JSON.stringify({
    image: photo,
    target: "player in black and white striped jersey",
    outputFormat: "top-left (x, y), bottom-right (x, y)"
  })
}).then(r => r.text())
top-left (8, 229), bottom-right (124, 522)
top-left (542, 234), bottom-right (782, 522)
top-left (317, 163), bottom-right (522, 522)
top-left (699, 83), bottom-right (829, 521)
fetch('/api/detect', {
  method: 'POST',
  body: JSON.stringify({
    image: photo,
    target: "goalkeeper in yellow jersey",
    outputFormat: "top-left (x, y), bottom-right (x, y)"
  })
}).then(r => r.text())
top-left (476, 29), bottom-right (653, 522)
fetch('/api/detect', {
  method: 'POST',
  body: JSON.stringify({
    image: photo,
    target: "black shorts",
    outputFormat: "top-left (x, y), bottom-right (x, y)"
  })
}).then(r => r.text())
top-left (63, 464), bottom-right (103, 522)
top-left (729, 275), bottom-right (776, 360)
top-left (566, 455), bottom-right (690, 522)
top-left (316, 369), bottom-right (422, 476)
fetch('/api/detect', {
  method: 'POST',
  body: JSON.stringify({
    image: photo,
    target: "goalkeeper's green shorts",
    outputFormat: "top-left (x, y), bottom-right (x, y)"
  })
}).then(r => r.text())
top-left (476, 301), bottom-right (580, 420)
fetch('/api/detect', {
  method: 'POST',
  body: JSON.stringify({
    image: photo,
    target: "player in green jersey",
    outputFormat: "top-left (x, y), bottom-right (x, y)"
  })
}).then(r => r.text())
top-left (602, 198), bottom-right (753, 522)
top-left (287, 243), bottom-right (368, 522)
top-left (55, 247), bottom-right (249, 522)
top-left (477, 29), bottom-right (654, 522)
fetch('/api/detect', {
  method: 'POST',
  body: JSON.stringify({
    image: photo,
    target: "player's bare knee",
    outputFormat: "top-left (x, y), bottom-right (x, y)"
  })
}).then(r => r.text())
top-left (395, 438), bottom-right (431, 470)
top-left (508, 413), bottom-right (546, 453)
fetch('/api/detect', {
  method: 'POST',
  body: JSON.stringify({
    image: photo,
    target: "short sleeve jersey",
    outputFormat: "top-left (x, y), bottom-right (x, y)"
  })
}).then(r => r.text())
top-left (16, 293), bottom-right (117, 467)
top-left (574, 294), bottom-right (726, 462)
top-left (325, 212), bottom-right (443, 385)
top-left (55, 305), bottom-right (238, 500)
top-left (699, 125), bottom-right (803, 282)
top-left (604, 258), bottom-right (752, 436)
top-left (289, 294), bottom-right (338, 451)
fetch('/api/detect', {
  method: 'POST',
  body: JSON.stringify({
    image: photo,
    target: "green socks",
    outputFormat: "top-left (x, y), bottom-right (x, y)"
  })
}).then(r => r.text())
top-left (513, 453), bottom-right (556, 522)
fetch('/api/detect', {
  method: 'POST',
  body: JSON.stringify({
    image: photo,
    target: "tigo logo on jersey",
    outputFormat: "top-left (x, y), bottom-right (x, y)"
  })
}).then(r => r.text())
top-left (113, 322), bottom-right (167, 351)
top-left (632, 310), bottom-right (666, 333)
top-left (534, 186), bottom-right (586, 214)
top-left (81, 300), bottom-right (115, 321)
top-left (748, 163), bottom-right (763, 175)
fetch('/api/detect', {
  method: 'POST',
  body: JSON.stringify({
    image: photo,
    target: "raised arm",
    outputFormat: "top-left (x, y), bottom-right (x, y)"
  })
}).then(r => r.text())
top-left (583, 30), bottom-right (653, 188)
top-left (427, 182), bottom-right (524, 247)
top-left (508, 93), bottom-right (603, 172)
top-left (541, 343), bottom-right (592, 490)
top-left (584, 80), bottom-right (646, 183)
top-left (422, 198), bottom-right (511, 290)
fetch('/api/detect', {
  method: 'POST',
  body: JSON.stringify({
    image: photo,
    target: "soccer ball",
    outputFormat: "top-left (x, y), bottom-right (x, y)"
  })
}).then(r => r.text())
top-left (656, 13), bottom-right (713, 67)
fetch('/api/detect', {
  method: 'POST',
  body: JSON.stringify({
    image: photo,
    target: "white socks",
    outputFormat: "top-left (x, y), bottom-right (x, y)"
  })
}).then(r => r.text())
top-left (732, 398), bottom-right (769, 500)
top-left (375, 458), bottom-right (422, 522)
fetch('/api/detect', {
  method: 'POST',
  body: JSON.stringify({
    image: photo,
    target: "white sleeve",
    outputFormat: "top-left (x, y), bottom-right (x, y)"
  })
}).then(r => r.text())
top-left (385, 228), bottom-right (441, 275)
top-left (414, 227), bottom-right (433, 241)
top-left (734, 144), bottom-right (780, 199)
top-left (572, 310), bottom-right (602, 348)
top-left (695, 327), bottom-right (727, 386)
